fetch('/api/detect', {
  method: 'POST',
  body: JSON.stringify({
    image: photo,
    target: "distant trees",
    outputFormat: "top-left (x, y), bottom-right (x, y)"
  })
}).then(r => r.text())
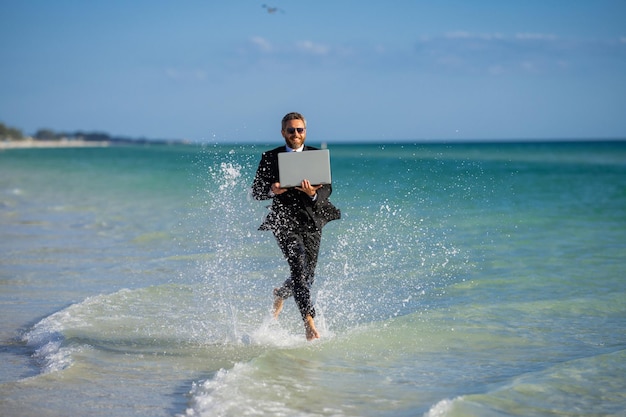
top-left (34, 128), bottom-right (57, 140)
top-left (0, 122), bottom-right (24, 140)
top-left (33, 128), bottom-right (112, 142)
top-left (0, 122), bottom-right (114, 142)
top-left (1, 121), bottom-right (181, 145)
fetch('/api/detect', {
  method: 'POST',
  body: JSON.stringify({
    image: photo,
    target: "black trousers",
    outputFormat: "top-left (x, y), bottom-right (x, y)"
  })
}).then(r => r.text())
top-left (273, 227), bottom-right (322, 320)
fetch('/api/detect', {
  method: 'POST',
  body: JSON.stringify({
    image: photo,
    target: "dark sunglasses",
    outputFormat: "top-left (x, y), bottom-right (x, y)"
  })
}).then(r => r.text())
top-left (285, 127), bottom-right (305, 134)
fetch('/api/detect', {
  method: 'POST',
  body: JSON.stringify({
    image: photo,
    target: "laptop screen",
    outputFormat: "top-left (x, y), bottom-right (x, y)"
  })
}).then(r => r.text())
top-left (278, 149), bottom-right (332, 188)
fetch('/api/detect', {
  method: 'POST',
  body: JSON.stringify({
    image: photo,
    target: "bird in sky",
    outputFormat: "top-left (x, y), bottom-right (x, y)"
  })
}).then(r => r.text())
top-left (262, 4), bottom-right (284, 14)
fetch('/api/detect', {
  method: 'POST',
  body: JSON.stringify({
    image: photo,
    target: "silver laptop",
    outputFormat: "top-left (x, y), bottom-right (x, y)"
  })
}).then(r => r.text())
top-left (278, 149), bottom-right (332, 188)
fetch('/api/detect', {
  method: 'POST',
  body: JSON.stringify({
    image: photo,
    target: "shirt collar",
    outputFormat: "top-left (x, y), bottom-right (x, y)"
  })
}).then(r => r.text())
top-left (286, 145), bottom-right (305, 152)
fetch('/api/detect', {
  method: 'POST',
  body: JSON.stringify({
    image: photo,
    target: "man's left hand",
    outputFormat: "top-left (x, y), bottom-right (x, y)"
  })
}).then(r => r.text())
top-left (296, 179), bottom-right (322, 198)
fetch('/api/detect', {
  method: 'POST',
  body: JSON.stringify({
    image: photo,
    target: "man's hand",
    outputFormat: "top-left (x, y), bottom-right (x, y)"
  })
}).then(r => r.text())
top-left (296, 179), bottom-right (322, 198)
top-left (271, 182), bottom-right (287, 195)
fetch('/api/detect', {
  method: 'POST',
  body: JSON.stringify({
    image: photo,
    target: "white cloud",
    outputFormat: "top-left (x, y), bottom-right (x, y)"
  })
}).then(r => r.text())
top-left (250, 36), bottom-right (273, 52)
top-left (295, 40), bottom-right (330, 55)
top-left (515, 33), bottom-right (558, 41)
top-left (444, 31), bottom-right (505, 41)
top-left (233, 32), bottom-right (624, 77)
top-left (246, 37), bottom-right (331, 56)
top-left (413, 31), bottom-right (594, 76)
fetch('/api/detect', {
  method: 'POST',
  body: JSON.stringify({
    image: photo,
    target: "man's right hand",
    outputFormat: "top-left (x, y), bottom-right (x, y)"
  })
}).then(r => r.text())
top-left (271, 182), bottom-right (287, 195)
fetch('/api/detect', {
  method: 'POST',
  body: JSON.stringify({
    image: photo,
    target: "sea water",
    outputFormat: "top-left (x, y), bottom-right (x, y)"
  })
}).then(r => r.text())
top-left (0, 142), bottom-right (624, 416)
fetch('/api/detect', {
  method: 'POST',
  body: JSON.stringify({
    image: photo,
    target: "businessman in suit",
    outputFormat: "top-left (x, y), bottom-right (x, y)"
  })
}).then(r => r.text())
top-left (251, 112), bottom-right (340, 340)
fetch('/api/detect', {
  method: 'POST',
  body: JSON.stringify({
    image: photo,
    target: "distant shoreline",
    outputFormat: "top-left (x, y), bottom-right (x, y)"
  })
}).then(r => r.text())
top-left (0, 137), bottom-right (193, 150)
top-left (0, 138), bottom-right (110, 150)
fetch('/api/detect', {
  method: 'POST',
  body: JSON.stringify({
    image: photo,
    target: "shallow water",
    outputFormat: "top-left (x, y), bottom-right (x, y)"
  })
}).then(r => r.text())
top-left (1, 142), bottom-right (625, 416)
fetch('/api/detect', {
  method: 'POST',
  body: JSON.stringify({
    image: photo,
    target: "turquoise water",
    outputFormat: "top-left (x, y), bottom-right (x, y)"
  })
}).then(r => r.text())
top-left (1, 142), bottom-right (625, 416)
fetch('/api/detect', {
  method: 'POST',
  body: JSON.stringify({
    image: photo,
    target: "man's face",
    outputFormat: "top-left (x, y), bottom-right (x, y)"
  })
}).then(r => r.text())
top-left (281, 119), bottom-right (306, 150)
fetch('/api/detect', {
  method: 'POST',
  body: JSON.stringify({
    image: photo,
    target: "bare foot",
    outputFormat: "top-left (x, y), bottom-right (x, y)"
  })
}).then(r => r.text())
top-left (272, 288), bottom-right (284, 319)
top-left (304, 315), bottom-right (320, 341)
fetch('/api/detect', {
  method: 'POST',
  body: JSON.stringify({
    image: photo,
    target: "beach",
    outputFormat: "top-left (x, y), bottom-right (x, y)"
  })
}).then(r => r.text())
top-left (0, 138), bottom-right (110, 150)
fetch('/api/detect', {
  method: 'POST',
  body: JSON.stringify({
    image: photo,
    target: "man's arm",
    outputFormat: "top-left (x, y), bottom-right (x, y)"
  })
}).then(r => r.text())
top-left (251, 152), bottom-right (276, 200)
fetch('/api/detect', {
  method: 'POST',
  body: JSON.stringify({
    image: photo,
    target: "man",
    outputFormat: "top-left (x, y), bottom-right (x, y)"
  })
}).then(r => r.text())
top-left (251, 112), bottom-right (340, 341)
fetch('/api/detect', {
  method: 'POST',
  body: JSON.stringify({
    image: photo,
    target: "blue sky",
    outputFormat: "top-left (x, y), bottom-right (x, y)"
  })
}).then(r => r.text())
top-left (1, 0), bottom-right (625, 143)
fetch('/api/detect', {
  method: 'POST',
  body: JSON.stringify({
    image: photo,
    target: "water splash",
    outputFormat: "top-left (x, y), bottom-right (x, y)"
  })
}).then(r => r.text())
top-left (217, 162), bottom-right (241, 192)
top-left (183, 146), bottom-right (471, 343)
top-left (316, 192), bottom-right (470, 332)
top-left (186, 147), bottom-right (278, 344)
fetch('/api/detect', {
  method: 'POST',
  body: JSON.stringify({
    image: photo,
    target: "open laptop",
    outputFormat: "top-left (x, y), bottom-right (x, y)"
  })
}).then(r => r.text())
top-left (278, 149), bottom-right (332, 188)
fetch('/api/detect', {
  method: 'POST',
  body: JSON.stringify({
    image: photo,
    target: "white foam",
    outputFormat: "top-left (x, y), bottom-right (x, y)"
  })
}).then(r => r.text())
top-left (32, 340), bottom-right (86, 374)
top-left (21, 292), bottom-right (122, 374)
top-left (248, 316), bottom-right (308, 347)
top-left (23, 308), bottom-right (76, 373)
top-left (424, 397), bottom-right (461, 417)
top-left (181, 362), bottom-right (304, 417)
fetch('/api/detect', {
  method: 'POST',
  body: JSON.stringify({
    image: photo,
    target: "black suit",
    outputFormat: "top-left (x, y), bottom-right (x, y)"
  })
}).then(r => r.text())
top-left (252, 145), bottom-right (340, 320)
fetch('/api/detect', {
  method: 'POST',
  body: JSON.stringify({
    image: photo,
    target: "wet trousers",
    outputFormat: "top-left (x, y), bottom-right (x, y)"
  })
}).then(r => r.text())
top-left (273, 227), bottom-right (321, 320)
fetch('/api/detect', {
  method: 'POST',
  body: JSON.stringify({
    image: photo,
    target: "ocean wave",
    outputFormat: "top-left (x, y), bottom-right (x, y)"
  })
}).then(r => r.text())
top-left (19, 283), bottom-right (317, 377)
top-left (182, 363), bottom-right (306, 417)
top-left (22, 294), bottom-right (104, 374)
top-left (423, 398), bottom-right (459, 417)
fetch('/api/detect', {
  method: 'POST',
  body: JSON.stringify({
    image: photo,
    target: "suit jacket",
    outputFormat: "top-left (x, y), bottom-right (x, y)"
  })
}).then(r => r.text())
top-left (252, 145), bottom-right (340, 232)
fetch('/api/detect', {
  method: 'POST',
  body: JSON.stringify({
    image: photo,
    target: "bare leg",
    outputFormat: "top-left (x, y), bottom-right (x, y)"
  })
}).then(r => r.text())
top-left (272, 288), bottom-right (284, 319)
top-left (304, 315), bottom-right (320, 341)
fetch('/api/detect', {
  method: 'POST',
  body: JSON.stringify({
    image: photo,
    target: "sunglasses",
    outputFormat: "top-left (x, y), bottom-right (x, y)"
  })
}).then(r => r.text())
top-left (285, 127), bottom-right (305, 134)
